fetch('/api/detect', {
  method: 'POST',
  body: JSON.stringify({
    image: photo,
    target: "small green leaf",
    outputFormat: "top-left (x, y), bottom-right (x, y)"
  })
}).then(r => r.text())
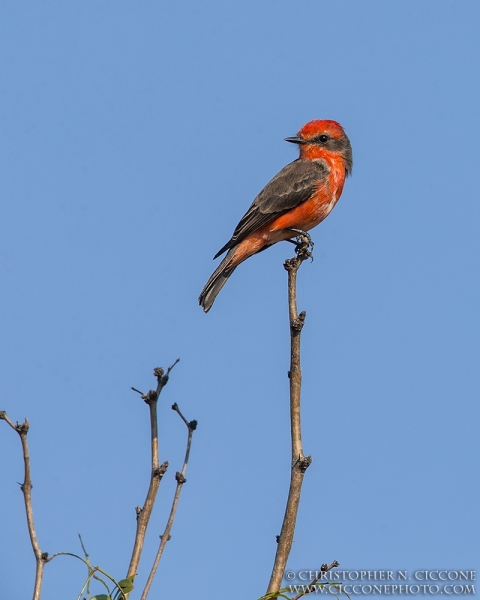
top-left (117, 576), bottom-right (135, 594)
top-left (91, 595), bottom-right (111, 600)
top-left (119, 576), bottom-right (136, 585)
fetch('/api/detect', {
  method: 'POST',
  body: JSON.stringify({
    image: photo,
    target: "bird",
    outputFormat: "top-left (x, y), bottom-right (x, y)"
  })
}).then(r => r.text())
top-left (199, 119), bottom-right (352, 312)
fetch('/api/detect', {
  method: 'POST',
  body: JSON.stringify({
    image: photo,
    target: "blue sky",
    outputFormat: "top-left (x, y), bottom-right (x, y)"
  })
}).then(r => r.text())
top-left (0, 2), bottom-right (479, 599)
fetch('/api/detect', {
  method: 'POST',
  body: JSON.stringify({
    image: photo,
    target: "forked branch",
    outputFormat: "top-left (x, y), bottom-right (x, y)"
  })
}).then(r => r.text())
top-left (126, 359), bottom-right (180, 579)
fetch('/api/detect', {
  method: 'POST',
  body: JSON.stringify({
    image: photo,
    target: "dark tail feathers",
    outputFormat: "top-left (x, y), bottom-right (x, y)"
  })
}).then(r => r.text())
top-left (199, 250), bottom-right (237, 313)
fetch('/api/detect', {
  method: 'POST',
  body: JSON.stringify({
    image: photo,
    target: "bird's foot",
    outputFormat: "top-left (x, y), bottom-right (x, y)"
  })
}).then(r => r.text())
top-left (287, 229), bottom-right (314, 261)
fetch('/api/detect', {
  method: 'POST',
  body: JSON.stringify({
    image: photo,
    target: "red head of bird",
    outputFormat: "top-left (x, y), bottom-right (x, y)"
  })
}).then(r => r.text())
top-left (285, 119), bottom-right (352, 176)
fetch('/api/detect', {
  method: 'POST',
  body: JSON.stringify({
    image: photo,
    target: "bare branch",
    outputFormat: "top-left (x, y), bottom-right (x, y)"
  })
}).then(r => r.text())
top-left (126, 360), bottom-right (180, 579)
top-left (140, 405), bottom-right (197, 600)
top-left (0, 411), bottom-right (48, 600)
top-left (290, 560), bottom-right (340, 600)
top-left (266, 235), bottom-right (313, 598)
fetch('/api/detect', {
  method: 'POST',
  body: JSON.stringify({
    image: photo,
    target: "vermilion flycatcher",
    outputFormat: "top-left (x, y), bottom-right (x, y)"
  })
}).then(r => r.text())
top-left (199, 120), bottom-right (352, 312)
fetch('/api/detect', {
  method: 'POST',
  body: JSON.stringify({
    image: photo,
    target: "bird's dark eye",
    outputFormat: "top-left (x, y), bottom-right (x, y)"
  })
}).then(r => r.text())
top-left (318, 134), bottom-right (329, 143)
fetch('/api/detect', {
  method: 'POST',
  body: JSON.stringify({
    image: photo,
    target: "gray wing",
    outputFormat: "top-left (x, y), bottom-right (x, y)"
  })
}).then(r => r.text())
top-left (214, 159), bottom-right (328, 258)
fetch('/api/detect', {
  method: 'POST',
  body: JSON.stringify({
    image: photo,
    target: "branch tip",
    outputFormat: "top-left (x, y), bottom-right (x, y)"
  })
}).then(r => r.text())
top-left (289, 561), bottom-right (340, 600)
top-left (16, 419), bottom-right (30, 434)
top-left (172, 402), bottom-right (196, 430)
top-left (166, 358), bottom-right (180, 375)
top-left (152, 359), bottom-right (179, 389)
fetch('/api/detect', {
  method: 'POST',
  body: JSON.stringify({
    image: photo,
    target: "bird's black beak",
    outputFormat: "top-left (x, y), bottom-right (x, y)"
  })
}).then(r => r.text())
top-left (284, 136), bottom-right (307, 145)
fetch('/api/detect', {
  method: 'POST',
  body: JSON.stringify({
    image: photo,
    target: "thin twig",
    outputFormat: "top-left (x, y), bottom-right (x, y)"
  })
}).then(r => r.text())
top-left (126, 360), bottom-right (180, 579)
top-left (78, 534), bottom-right (92, 598)
top-left (45, 551), bottom-right (131, 599)
top-left (140, 404), bottom-right (197, 600)
top-left (290, 560), bottom-right (340, 600)
top-left (265, 235), bottom-right (313, 598)
top-left (0, 411), bottom-right (48, 600)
